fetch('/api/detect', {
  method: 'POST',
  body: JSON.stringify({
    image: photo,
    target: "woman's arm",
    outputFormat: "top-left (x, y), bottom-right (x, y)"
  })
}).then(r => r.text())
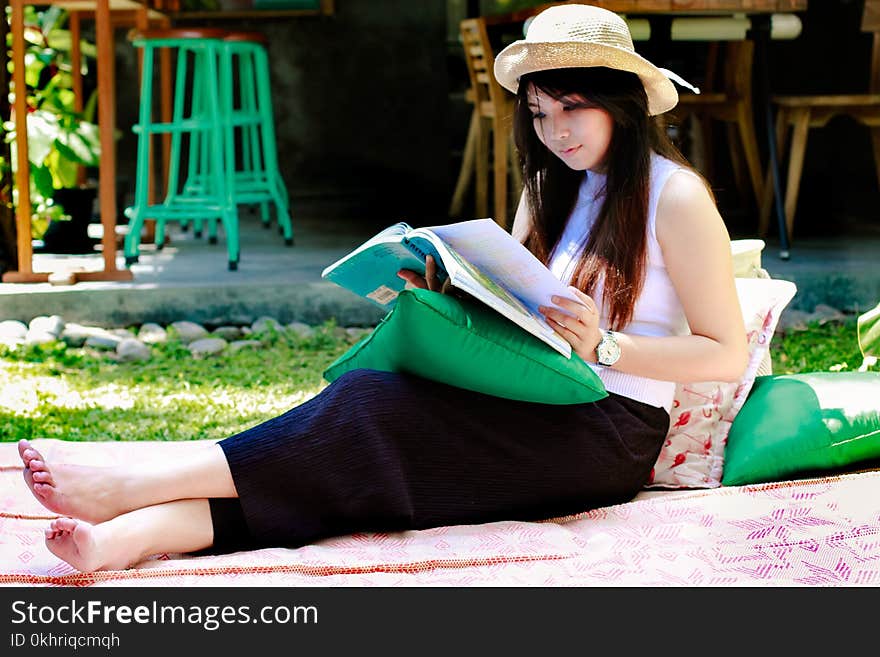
top-left (616, 171), bottom-right (748, 382)
top-left (541, 171), bottom-right (748, 383)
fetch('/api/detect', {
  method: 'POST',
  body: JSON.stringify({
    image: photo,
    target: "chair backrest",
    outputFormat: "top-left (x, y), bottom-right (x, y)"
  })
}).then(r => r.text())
top-left (699, 39), bottom-right (754, 101)
top-left (459, 17), bottom-right (510, 119)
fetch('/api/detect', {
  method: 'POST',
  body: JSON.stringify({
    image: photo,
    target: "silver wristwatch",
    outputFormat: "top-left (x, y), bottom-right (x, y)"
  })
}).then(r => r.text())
top-left (596, 330), bottom-right (621, 366)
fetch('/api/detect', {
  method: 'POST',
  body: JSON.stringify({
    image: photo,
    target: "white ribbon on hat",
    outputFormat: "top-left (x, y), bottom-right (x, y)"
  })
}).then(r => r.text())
top-left (658, 68), bottom-right (701, 94)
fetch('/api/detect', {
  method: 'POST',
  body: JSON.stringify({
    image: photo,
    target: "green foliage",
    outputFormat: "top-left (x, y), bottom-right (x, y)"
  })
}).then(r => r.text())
top-left (2, 5), bottom-right (101, 229)
top-left (0, 323), bottom-right (353, 442)
top-left (858, 302), bottom-right (880, 358)
top-left (771, 318), bottom-right (878, 375)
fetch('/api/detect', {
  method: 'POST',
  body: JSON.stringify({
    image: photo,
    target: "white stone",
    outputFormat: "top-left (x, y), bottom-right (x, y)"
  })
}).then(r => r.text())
top-left (169, 321), bottom-right (209, 344)
top-left (252, 316), bottom-right (283, 334)
top-left (812, 304), bottom-right (847, 324)
top-left (777, 309), bottom-right (811, 332)
top-left (60, 323), bottom-right (107, 347)
top-left (84, 333), bottom-right (124, 350)
top-left (229, 339), bottom-right (262, 353)
top-left (24, 330), bottom-right (58, 346)
top-left (138, 323), bottom-right (168, 344)
top-left (28, 315), bottom-right (64, 338)
top-left (287, 321), bottom-right (315, 339)
top-left (117, 338), bottom-right (152, 362)
top-left (212, 326), bottom-right (243, 341)
top-left (0, 320), bottom-right (27, 342)
top-left (188, 337), bottom-right (228, 357)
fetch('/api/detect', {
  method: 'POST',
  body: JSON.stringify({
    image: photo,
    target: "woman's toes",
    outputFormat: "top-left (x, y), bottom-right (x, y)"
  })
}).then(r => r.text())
top-left (32, 470), bottom-right (53, 485)
top-left (53, 517), bottom-right (78, 533)
top-left (33, 483), bottom-right (53, 499)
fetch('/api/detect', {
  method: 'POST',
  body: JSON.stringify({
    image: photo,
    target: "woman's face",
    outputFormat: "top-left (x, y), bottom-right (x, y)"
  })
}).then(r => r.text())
top-left (527, 84), bottom-right (614, 172)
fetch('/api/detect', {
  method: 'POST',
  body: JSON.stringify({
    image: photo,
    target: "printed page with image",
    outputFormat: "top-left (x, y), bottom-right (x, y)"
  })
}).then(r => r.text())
top-left (321, 218), bottom-right (579, 357)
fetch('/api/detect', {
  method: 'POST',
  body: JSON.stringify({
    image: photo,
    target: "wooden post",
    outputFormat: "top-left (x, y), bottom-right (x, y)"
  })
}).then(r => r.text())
top-left (8, 0), bottom-right (33, 278)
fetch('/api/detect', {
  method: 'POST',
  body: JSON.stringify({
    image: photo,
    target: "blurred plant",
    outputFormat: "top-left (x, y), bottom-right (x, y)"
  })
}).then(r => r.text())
top-left (857, 302), bottom-right (879, 371)
top-left (1, 5), bottom-right (101, 236)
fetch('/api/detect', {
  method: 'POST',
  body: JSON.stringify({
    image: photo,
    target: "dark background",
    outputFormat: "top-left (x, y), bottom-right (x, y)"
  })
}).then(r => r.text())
top-left (93, 0), bottom-right (879, 240)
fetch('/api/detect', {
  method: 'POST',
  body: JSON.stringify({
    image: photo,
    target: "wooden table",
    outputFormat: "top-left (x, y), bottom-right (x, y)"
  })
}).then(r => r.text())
top-left (484, 0), bottom-right (808, 257)
top-left (485, 1), bottom-right (807, 24)
top-left (4, 0), bottom-right (169, 284)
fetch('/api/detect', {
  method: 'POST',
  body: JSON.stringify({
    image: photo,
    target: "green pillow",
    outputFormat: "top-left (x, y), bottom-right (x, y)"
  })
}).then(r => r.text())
top-left (324, 288), bottom-right (607, 405)
top-left (723, 372), bottom-right (880, 486)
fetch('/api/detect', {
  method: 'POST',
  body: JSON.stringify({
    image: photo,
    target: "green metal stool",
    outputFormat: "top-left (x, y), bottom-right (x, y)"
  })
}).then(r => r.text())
top-left (180, 31), bottom-right (294, 246)
top-left (124, 29), bottom-right (241, 271)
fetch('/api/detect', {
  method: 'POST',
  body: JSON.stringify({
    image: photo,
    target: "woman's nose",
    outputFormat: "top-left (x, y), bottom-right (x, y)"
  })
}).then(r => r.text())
top-left (548, 114), bottom-right (570, 141)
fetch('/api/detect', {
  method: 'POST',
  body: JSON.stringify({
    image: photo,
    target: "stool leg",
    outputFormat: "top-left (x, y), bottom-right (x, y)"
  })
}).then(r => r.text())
top-left (783, 108), bottom-right (811, 244)
top-left (449, 108), bottom-right (478, 217)
top-left (492, 116), bottom-right (508, 230)
top-left (759, 108), bottom-right (789, 238)
top-left (253, 45), bottom-right (293, 245)
top-left (164, 44), bottom-right (191, 207)
top-left (216, 43), bottom-right (240, 269)
top-left (736, 103), bottom-right (764, 210)
top-left (475, 116), bottom-right (489, 219)
top-left (124, 44), bottom-right (156, 265)
top-left (241, 49), bottom-right (272, 229)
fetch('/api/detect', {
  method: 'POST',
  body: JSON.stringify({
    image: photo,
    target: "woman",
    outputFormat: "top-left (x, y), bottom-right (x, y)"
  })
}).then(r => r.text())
top-left (18, 4), bottom-right (746, 573)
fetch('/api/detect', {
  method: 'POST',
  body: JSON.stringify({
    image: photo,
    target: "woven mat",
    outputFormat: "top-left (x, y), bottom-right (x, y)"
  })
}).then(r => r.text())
top-left (2, 439), bottom-right (879, 586)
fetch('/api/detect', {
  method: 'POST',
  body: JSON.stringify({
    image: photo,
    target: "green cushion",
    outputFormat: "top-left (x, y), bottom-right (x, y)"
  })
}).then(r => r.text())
top-left (723, 372), bottom-right (880, 486)
top-left (324, 288), bottom-right (607, 405)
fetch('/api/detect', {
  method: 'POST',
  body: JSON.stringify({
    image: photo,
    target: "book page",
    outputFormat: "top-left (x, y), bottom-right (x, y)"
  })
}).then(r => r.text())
top-left (320, 222), bottom-right (412, 278)
top-left (422, 219), bottom-right (581, 313)
top-left (409, 223), bottom-right (572, 358)
top-left (321, 224), bottom-right (423, 309)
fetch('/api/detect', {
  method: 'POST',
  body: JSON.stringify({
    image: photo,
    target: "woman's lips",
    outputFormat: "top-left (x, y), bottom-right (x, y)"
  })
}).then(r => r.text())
top-left (560, 145), bottom-right (582, 156)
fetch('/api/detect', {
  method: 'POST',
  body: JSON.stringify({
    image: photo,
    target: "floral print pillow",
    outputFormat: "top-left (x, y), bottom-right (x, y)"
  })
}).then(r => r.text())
top-left (646, 278), bottom-right (797, 488)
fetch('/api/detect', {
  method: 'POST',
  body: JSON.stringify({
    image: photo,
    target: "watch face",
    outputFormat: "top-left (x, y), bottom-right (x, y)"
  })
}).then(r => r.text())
top-left (598, 333), bottom-right (620, 365)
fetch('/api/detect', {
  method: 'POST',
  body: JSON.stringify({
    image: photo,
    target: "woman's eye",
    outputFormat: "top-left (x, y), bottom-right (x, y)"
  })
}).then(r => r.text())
top-left (531, 112), bottom-right (546, 120)
top-left (563, 103), bottom-right (590, 111)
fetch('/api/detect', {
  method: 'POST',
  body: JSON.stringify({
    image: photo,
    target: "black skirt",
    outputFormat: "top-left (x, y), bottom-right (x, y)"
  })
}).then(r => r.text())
top-left (208, 369), bottom-right (670, 553)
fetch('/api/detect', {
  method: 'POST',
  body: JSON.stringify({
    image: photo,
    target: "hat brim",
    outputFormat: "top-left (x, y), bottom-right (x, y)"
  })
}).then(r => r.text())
top-left (493, 40), bottom-right (678, 116)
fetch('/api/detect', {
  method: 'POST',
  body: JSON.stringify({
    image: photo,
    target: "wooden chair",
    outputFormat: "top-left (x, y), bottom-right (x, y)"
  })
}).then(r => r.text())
top-left (759, 0), bottom-right (880, 242)
top-left (448, 17), bottom-right (521, 231)
top-left (671, 39), bottom-right (764, 213)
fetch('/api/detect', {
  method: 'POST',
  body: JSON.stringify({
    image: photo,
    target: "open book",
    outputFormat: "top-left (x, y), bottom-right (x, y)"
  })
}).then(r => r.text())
top-left (321, 218), bottom-right (580, 358)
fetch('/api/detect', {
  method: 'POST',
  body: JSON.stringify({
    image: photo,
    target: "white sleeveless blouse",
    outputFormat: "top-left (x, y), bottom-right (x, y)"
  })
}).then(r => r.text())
top-left (547, 153), bottom-right (694, 411)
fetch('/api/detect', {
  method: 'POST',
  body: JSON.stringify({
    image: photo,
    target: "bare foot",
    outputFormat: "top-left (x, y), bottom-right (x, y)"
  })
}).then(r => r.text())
top-left (44, 518), bottom-right (136, 573)
top-left (18, 440), bottom-right (127, 523)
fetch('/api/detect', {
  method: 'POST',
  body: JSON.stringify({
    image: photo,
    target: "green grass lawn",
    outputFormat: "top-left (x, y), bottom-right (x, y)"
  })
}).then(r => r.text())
top-left (0, 325), bottom-right (352, 442)
top-left (0, 318), bottom-right (874, 442)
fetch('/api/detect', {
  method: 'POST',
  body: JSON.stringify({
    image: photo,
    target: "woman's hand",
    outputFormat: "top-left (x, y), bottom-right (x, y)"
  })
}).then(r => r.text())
top-left (397, 255), bottom-right (445, 292)
top-left (539, 286), bottom-right (603, 363)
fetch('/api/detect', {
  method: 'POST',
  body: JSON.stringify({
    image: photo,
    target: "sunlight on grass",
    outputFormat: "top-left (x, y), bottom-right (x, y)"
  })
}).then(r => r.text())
top-left (0, 326), bottom-right (351, 442)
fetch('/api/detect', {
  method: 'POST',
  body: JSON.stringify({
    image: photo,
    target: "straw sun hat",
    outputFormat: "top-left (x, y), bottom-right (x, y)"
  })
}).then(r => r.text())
top-left (494, 4), bottom-right (694, 116)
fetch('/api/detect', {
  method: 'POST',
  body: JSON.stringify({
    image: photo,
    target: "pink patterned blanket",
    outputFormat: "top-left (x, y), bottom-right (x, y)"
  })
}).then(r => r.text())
top-left (2, 440), bottom-right (879, 586)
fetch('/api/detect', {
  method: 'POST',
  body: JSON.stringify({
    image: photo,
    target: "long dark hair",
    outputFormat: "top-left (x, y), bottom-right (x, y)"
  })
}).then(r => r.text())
top-left (514, 66), bottom-right (698, 331)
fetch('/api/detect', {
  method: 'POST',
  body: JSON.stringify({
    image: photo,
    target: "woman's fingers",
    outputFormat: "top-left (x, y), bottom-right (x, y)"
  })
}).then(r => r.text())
top-left (539, 305), bottom-right (578, 330)
top-left (397, 256), bottom-right (442, 292)
top-left (552, 293), bottom-right (596, 317)
top-left (397, 269), bottom-right (428, 289)
top-left (425, 256), bottom-right (438, 292)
